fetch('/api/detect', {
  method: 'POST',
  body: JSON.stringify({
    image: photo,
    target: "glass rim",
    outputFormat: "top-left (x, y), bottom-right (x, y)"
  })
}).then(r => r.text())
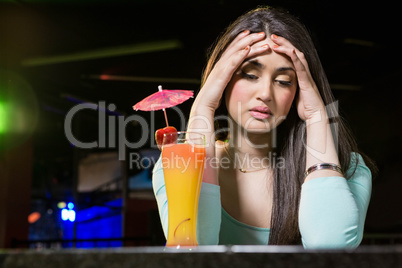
top-left (162, 131), bottom-right (205, 136)
top-left (162, 131), bottom-right (205, 145)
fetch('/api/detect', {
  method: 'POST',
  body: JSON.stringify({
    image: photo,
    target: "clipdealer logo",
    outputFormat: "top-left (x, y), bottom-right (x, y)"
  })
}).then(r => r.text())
top-left (63, 100), bottom-right (340, 167)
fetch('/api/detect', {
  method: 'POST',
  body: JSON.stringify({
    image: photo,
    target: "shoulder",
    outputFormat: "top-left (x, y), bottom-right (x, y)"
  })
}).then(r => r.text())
top-left (152, 154), bottom-right (166, 194)
top-left (152, 154), bottom-right (163, 174)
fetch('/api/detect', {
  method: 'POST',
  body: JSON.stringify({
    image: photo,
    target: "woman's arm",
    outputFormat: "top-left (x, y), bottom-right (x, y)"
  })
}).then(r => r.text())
top-left (153, 31), bottom-right (271, 244)
top-left (187, 30), bottom-right (269, 185)
top-left (299, 153), bottom-right (372, 248)
top-left (304, 113), bottom-right (341, 180)
top-left (271, 34), bottom-right (340, 178)
top-left (271, 35), bottom-right (371, 248)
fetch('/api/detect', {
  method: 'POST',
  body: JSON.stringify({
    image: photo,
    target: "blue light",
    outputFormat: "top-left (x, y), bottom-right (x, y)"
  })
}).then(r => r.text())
top-left (61, 198), bottom-right (123, 248)
top-left (61, 208), bottom-right (69, 221)
top-left (68, 210), bottom-right (76, 222)
top-left (61, 205), bottom-right (76, 222)
top-left (67, 202), bottom-right (75, 210)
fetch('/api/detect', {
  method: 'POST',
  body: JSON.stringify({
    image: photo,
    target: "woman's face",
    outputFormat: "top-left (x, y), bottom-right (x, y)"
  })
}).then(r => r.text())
top-left (225, 38), bottom-right (298, 134)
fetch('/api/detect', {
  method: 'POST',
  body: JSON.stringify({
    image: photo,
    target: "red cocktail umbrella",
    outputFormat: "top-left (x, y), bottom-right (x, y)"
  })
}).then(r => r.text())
top-left (133, 85), bottom-right (193, 126)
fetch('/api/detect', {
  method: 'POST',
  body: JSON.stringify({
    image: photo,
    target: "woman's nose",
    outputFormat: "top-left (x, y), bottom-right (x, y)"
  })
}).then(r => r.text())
top-left (257, 81), bottom-right (272, 102)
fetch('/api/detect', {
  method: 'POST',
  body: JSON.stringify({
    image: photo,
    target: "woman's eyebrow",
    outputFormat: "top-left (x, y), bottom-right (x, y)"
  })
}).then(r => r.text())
top-left (246, 59), bottom-right (265, 69)
top-left (245, 61), bottom-right (296, 74)
top-left (276, 67), bottom-right (296, 73)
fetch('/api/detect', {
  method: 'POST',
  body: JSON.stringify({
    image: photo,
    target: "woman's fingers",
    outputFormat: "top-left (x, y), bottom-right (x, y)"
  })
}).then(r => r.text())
top-left (210, 31), bottom-right (269, 86)
top-left (270, 34), bottom-right (325, 121)
top-left (274, 46), bottom-right (311, 87)
top-left (222, 31), bottom-right (267, 60)
top-left (270, 35), bottom-right (315, 90)
top-left (271, 34), bottom-right (312, 75)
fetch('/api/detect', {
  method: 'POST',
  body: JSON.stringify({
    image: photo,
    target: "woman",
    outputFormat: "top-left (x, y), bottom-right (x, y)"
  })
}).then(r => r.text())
top-left (153, 7), bottom-right (374, 248)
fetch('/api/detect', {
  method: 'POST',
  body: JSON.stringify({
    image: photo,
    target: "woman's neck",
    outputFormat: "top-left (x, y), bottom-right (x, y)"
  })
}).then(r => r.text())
top-left (223, 125), bottom-right (277, 172)
top-left (229, 126), bottom-right (274, 157)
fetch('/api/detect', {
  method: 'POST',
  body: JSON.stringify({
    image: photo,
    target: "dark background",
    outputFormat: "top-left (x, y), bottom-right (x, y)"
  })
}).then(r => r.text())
top-left (0, 0), bottom-right (401, 245)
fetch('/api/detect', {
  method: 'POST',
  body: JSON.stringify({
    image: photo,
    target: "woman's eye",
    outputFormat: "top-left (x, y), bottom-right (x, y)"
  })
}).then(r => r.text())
top-left (241, 71), bottom-right (258, 80)
top-left (275, 80), bottom-right (293, 86)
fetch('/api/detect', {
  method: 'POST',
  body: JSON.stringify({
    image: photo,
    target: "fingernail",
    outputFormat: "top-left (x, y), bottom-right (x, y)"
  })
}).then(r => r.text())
top-left (271, 34), bottom-right (278, 39)
top-left (261, 44), bottom-right (269, 49)
top-left (272, 44), bottom-right (279, 49)
top-left (242, 30), bottom-right (250, 34)
top-left (258, 32), bottom-right (265, 36)
top-left (244, 45), bottom-right (250, 51)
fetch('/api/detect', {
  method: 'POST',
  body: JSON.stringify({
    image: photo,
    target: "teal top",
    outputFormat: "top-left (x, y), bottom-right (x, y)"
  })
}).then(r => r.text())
top-left (152, 153), bottom-right (372, 248)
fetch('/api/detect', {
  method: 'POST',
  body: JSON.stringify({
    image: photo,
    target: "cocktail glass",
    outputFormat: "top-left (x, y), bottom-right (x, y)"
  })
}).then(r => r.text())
top-left (161, 131), bottom-right (206, 248)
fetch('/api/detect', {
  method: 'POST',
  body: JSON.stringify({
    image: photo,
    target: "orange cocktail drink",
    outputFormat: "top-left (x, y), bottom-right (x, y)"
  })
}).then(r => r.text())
top-left (161, 132), bottom-right (205, 248)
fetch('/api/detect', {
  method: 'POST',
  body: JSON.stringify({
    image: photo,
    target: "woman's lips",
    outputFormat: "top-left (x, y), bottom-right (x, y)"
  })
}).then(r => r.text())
top-left (249, 106), bottom-right (272, 120)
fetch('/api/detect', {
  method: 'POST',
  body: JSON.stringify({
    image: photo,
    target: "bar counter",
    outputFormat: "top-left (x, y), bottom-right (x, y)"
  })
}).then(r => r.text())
top-left (1, 245), bottom-right (402, 267)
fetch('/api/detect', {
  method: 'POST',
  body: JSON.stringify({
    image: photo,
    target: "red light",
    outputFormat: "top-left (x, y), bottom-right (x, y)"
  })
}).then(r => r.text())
top-left (28, 212), bottom-right (41, 224)
top-left (100, 74), bottom-right (110, 80)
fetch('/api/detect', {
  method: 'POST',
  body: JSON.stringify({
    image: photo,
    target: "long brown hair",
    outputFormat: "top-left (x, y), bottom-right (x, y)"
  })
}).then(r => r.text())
top-left (201, 6), bottom-right (376, 245)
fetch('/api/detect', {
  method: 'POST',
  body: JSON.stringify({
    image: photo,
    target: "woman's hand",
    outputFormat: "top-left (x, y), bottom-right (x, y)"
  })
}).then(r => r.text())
top-left (194, 30), bottom-right (270, 113)
top-left (188, 30), bottom-right (269, 185)
top-left (270, 34), bottom-right (326, 122)
top-left (270, 34), bottom-right (341, 179)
